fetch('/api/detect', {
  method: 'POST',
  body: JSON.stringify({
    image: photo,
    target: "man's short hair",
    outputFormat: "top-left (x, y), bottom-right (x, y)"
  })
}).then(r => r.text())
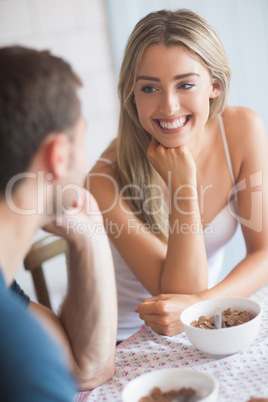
top-left (0, 46), bottom-right (82, 195)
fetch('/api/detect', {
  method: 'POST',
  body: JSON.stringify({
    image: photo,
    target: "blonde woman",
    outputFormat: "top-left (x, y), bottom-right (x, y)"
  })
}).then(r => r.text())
top-left (87, 9), bottom-right (268, 342)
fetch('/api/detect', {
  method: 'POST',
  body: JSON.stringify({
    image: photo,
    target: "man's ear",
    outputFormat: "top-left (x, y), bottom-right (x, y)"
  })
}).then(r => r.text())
top-left (45, 133), bottom-right (70, 179)
top-left (210, 81), bottom-right (221, 99)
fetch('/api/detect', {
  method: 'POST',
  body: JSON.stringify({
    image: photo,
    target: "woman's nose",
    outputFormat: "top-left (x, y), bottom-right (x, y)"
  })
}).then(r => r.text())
top-left (159, 91), bottom-right (180, 116)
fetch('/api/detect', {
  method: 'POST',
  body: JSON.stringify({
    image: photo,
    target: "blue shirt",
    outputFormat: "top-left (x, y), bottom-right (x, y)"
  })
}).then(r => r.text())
top-left (10, 278), bottom-right (31, 306)
top-left (0, 270), bottom-right (77, 401)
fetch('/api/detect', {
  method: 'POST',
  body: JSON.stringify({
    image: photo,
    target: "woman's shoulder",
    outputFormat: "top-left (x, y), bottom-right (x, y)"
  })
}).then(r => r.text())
top-left (86, 139), bottom-right (118, 200)
top-left (221, 106), bottom-right (267, 179)
top-left (222, 106), bottom-right (265, 137)
top-left (90, 138), bottom-right (117, 176)
top-left (222, 106), bottom-right (266, 150)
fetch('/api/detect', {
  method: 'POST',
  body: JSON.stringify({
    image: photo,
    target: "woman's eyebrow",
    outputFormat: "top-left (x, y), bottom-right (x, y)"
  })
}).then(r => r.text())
top-left (174, 73), bottom-right (200, 80)
top-left (136, 73), bottom-right (200, 82)
top-left (136, 75), bottom-right (160, 82)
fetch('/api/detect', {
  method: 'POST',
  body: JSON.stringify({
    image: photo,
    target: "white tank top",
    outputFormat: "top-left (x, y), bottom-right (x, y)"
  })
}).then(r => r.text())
top-left (102, 115), bottom-right (238, 340)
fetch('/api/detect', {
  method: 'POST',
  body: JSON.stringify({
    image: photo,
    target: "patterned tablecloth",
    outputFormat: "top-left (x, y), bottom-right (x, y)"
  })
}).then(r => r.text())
top-left (76, 286), bottom-right (268, 401)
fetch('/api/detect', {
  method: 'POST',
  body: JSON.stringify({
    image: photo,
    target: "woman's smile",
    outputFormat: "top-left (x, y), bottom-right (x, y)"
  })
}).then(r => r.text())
top-left (154, 115), bottom-right (192, 133)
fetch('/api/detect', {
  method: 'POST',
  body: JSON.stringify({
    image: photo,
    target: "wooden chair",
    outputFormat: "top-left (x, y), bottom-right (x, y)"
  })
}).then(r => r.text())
top-left (23, 235), bottom-right (67, 309)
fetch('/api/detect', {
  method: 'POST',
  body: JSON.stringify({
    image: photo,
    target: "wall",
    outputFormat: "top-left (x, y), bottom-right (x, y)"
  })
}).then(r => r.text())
top-left (0, 0), bottom-right (119, 308)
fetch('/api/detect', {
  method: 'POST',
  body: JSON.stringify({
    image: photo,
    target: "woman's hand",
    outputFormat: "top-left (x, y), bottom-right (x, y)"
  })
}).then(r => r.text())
top-left (135, 293), bottom-right (201, 336)
top-left (147, 138), bottom-right (197, 191)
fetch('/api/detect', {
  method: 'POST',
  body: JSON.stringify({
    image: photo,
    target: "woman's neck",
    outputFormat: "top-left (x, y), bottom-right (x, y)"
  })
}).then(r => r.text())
top-left (189, 116), bottom-right (218, 161)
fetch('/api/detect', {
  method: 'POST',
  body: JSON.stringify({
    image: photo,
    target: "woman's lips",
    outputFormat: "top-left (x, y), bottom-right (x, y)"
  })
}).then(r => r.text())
top-left (154, 115), bottom-right (191, 133)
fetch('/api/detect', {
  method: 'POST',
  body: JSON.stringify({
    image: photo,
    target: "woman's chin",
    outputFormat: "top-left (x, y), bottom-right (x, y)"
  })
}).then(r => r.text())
top-left (157, 138), bottom-right (189, 149)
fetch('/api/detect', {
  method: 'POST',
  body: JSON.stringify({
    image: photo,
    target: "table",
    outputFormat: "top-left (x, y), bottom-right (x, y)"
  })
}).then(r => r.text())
top-left (76, 286), bottom-right (268, 401)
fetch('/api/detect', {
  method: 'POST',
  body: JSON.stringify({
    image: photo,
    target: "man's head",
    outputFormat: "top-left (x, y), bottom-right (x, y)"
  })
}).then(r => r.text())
top-left (0, 46), bottom-right (83, 197)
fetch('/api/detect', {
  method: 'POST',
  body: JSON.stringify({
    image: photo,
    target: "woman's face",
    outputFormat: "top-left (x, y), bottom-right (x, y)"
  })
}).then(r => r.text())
top-left (133, 44), bottom-right (220, 148)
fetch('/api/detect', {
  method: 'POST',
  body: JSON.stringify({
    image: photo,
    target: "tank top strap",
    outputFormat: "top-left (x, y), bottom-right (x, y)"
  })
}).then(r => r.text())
top-left (97, 157), bottom-right (114, 165)
top-left (218, 115), bottom-right (235, 184)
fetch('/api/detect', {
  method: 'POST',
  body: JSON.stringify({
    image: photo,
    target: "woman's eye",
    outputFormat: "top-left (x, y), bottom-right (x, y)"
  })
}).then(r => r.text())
top-left (179, 83), bottom-right (195, 90)
top-left (141, 86), bottom-right (156, 94)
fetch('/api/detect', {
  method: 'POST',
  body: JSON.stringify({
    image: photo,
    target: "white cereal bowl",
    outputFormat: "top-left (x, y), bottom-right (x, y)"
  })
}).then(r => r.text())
top-left (180, 297), bottom-right (261, 358)
top-left (121, 368), bottom-right (219, 402)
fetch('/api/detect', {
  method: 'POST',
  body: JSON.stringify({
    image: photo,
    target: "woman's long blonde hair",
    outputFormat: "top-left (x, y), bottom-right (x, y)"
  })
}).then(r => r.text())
top-left (115, 9), bottom-right (231, 241)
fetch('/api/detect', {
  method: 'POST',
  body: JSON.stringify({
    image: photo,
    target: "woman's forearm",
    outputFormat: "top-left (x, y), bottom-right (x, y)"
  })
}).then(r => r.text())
top-left (161, 193), bottom-right (208, 294)
top-left (198, 249), bottom-right (268, 301)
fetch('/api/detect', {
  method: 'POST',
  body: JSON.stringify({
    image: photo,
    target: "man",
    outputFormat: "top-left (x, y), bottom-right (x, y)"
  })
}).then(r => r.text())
top-left (0, 46), bottom-right (117, 400)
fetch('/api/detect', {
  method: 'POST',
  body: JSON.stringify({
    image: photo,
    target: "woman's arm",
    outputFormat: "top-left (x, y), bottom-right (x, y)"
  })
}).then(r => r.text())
top-left (147, 138), bottom-right (208, 293)
top-left (136, 108), bottom-right (268, 335)
top-left (88, 138), bottom-right (208, 296)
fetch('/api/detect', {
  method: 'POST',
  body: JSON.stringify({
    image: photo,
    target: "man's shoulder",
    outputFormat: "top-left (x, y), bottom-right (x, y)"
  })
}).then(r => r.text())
top-left (0, 290), bottom-right (76, 401)
top-left (0, 289), bottom-right (59, 370)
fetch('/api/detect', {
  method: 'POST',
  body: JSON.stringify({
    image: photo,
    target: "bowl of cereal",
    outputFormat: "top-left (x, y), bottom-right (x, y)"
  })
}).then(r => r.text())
top-left (121, 368), bottom-right (219, 402)
top-left (180, 297), bottom-right (261, 358)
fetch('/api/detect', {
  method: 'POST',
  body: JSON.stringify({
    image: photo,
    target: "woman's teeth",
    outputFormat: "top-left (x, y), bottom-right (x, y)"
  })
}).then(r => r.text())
top-left (159, 116), bottom-right (188, 129)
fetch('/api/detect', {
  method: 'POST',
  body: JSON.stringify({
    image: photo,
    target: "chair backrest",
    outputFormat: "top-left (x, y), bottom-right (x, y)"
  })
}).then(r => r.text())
top-left (23, 235), bottom-right (67, 309)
